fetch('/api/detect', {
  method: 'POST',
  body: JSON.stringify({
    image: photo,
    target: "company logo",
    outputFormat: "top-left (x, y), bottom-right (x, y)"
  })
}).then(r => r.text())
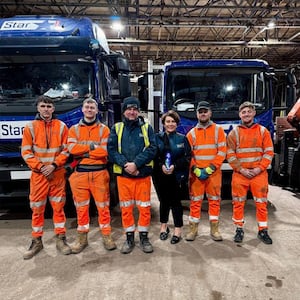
top-left (0, 121), bottom-right (30, 140)
top-left (0, 20), bottom-right (44, 31)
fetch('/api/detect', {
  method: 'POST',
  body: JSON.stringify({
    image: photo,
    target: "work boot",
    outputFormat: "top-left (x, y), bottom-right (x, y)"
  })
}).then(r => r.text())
top-left (71, 232), bottom-right (88, 254)
top-left (139, 232), bottom-right (153, 253)
top-left (102, 234), bottom-right (117, 251)
top-left (56, 234), bottom-right (72, 255)
top-left (234, 227), bottom-right (244, 243)
top-left (120, 232), bottom-right (135, 254)
top-left (257, 229), bottom-right (273, 245)
top-left (23, 237), bottom-right (43, 260)
top-left (210, 221), bottom-right (223, 241)
top-left (185, 221), bottom-right (198, 241)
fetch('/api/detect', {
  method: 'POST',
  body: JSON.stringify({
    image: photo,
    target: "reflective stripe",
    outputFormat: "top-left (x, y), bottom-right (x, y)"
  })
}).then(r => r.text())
top-left (232, 217), bottom-right (244, 223)
top-left (136, 200), bottom-right (151, 207)
top-left (74, 200), bottom-right (90, 208)
top-left (119, 200), bottom-right (135, 207)
top-left (23, 153), bottom-right (35, 161)
top-left (194, 155), bottom-right (216, 160)
top-left (258, 221), bottom-right (268, 227)
top-left (254, 197), bottom-right (268, 203)
top-left (232, 196), bottom-right (247, 202)
top-left (99, 223), bottom-right (110, 229)
top-left (237, 147), bottom-right (263, 153)
top-left (78, 224), bottom-right (89, 231)
top-left (95, 201), bottom-right (110, 208)
top-left (137, 225), bottom-right (149, 232)
top-left (189, 216), bottom-right (200, 223)
top-left (32, 226), bottom-right (43, 233)
top-left (33, 146), bottom-right (62, 153)
top-left (206, 194), bottom-right (220, 201)
top-left (125, 225), bottom-right (136, 232)
top-left (209, 216), bottom-right (219, 221)
top-left (190, 195), bottom-right (204, 201)
top-left (239, 157), bottom-right (262, 163)
top-left (54, 222), bottom-right (65, 229)
top-left (49, 196), bottom-right (66, 203)
top-left (30, 199), bottom-right (47, 208)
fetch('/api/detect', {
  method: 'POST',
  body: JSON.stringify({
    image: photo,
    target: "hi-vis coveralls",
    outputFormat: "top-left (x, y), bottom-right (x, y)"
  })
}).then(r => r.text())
top-left (227, 123), bottom-right (274, 230)
top-left (67, 119), bottom-right (112, 235)
top-left (187, 121), bottom-right (226, 223)
top-left (108, 117), bottom-right (157, 233)
top-left (21, 114), bottom-right (69, 238)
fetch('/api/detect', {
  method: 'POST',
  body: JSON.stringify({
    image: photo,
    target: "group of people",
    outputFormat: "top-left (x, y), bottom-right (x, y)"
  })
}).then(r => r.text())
top-left (21, 95), bottom-right (274, 260)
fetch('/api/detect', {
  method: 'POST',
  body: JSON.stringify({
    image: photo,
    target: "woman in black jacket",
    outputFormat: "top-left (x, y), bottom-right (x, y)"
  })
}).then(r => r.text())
top-left (152, 110), bottom-right (191, 244)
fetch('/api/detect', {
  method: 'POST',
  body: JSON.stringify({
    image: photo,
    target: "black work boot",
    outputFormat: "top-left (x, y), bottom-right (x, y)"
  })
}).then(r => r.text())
top-left (120, 232), bottom-right (135, 254)
top-left (139, 232), bottom-right (153, 253)
top-left (234, 227), bottom-right (244, 243)
top-left (23, 237), bottom-right (43, 260)
top-left (257, 229), bottom-right (273, 244)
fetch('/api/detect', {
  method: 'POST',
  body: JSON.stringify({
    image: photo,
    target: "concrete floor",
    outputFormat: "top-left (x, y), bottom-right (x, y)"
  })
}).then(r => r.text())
top-left (0, 184), bottom-right (300, 300)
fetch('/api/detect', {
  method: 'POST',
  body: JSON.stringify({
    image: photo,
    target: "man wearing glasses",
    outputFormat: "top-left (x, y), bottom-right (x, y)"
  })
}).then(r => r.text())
top-left (21, 96), bottom-right (71, 259)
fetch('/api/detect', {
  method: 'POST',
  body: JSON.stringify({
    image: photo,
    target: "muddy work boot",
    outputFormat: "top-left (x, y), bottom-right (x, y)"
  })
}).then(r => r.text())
top-left (56, 234), bottom-right (72, 255)
top-left (102, 234), bottom-right (117, 251)
top-left (257, 229), bottom-right (273, 245)
top-left (139, 232), bottom-right (153, 253)
top-left (23, 237), bottom-right (43, 260)
top-left (234, 227), bottom-right (244, 243)
top-left (71, 232), bottom-right (88, 254)
top-left (210, 221), bottom-right (223, 241)
top-left (185, 221), bottom-right (199, 241)
top-left (120, 232), bottom-right (135, 254)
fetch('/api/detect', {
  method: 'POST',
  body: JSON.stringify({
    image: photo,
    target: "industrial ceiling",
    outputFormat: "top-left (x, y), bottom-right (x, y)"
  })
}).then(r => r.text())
top-left (1, 0), bottom-right (300, 74)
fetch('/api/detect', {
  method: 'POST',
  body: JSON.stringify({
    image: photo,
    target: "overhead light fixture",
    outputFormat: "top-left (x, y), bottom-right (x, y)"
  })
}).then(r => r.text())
top-left (110, 16), bottom-right (124, 32)
top-left (267, 20), bottom-right (276, 29)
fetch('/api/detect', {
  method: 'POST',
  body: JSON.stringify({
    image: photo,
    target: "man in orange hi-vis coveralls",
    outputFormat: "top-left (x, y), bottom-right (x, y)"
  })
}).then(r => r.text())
top-left (227, 101), bottom-right (274, 244)
top-left (186, 101), bottom-right (226, 242)
top-left (21, 96), bottom-right (71, 260)
top-left (68, 98), bottom-right (116, 254)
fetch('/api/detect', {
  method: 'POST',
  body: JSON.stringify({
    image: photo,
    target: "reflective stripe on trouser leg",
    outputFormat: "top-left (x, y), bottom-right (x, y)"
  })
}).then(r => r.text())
top-left (117, 176), bottom-right (151, 232)
top-left (69, 171), bottom-right (91, 233)
top-left (49, 168), bottom-right (67, 235)
top-left (189, 175), bottom-right (204, 222)
top-left (91, 170), bottom-right (112, 235)
top-left (251, 171), bottom-right (269, 230)
top-left (206, 171), bottom-right (222, 222)
top-left (29, 172), bottom-right (49, 238)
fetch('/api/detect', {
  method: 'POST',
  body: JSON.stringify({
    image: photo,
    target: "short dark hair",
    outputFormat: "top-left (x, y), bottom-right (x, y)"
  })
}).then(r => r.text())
top-left (161, 110), bottom-right (180, 125)
top-left (36, 96), bottom-right (55, 106)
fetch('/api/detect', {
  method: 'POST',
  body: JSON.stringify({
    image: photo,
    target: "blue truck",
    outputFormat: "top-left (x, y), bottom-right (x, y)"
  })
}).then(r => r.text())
top-left (139, 59), bottom-right (297, 197)
top-left (0, 15), bottom-right (131, 202)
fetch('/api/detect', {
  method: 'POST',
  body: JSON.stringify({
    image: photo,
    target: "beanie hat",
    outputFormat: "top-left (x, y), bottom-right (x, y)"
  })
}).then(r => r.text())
top-left (122, 97), bottom-right (140, 113)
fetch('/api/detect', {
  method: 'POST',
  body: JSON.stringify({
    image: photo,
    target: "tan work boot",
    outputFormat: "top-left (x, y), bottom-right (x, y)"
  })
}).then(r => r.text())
top-left (102, 234), bottom-right (117, 251)
top-left (56, 234), bottom-right (72, 255)
top-left (71, 232), bottom-right (88, 254)
top-left (185, 221), bottom-right (198, 241)
top-left (23, 237), bottom-right (43, 260)
top-left (210, 221), bottom-right (223, 241)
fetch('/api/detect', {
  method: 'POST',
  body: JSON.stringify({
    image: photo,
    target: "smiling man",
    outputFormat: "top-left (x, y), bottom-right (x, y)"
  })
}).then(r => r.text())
top-left (227, 101), bottom-right (274, 244)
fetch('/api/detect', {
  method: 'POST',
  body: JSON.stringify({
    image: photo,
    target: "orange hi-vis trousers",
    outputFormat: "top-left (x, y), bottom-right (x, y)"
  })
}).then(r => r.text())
top-left (29, 168), bottom-right (67, 238)
top-left (231, 171), bottom-right (269, 230)
top-left (189, 170), bottom-right (222, 223)
top-left (69, 169), bottom-right (111, 235)
top-left (117, 176), bottom-right (151, 232)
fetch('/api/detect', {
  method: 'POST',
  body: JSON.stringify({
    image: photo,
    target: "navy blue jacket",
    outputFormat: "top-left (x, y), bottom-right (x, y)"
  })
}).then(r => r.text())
top-left (108, 117), bottom-right (157, 178)
top-left (153, 131), bottom-right (191, 184)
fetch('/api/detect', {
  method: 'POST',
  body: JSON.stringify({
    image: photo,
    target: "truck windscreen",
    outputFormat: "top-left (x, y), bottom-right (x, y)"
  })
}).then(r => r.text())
top-left (166, 68), bottom-right (271, 120)
top-left (0, 62), bottom-right (94, 115)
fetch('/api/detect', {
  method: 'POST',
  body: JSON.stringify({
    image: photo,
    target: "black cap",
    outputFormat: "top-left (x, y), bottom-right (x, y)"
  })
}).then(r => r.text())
top-left (197, 101), bottom-right (211, 111)
top-left (122, 97), bottom-right (140, 113)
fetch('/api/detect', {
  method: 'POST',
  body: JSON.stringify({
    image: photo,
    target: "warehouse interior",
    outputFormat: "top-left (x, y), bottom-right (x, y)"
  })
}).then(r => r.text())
top-left (1, 0), bottom-right (300, 74)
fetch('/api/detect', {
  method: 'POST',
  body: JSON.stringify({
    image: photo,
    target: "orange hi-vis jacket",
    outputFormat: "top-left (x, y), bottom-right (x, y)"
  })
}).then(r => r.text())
top-left (21, 115), bottom-right (69, 171)
top-left (227, 123), bottom-right (274, 172)
top-left (67, 119), bottom-right (110, 167)
top-left (186, 121), bottom-right (227, 170)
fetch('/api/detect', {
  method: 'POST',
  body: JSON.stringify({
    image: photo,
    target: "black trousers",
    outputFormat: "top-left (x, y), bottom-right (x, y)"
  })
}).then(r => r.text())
top-left (153, 172), bottom-right (183, 228)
